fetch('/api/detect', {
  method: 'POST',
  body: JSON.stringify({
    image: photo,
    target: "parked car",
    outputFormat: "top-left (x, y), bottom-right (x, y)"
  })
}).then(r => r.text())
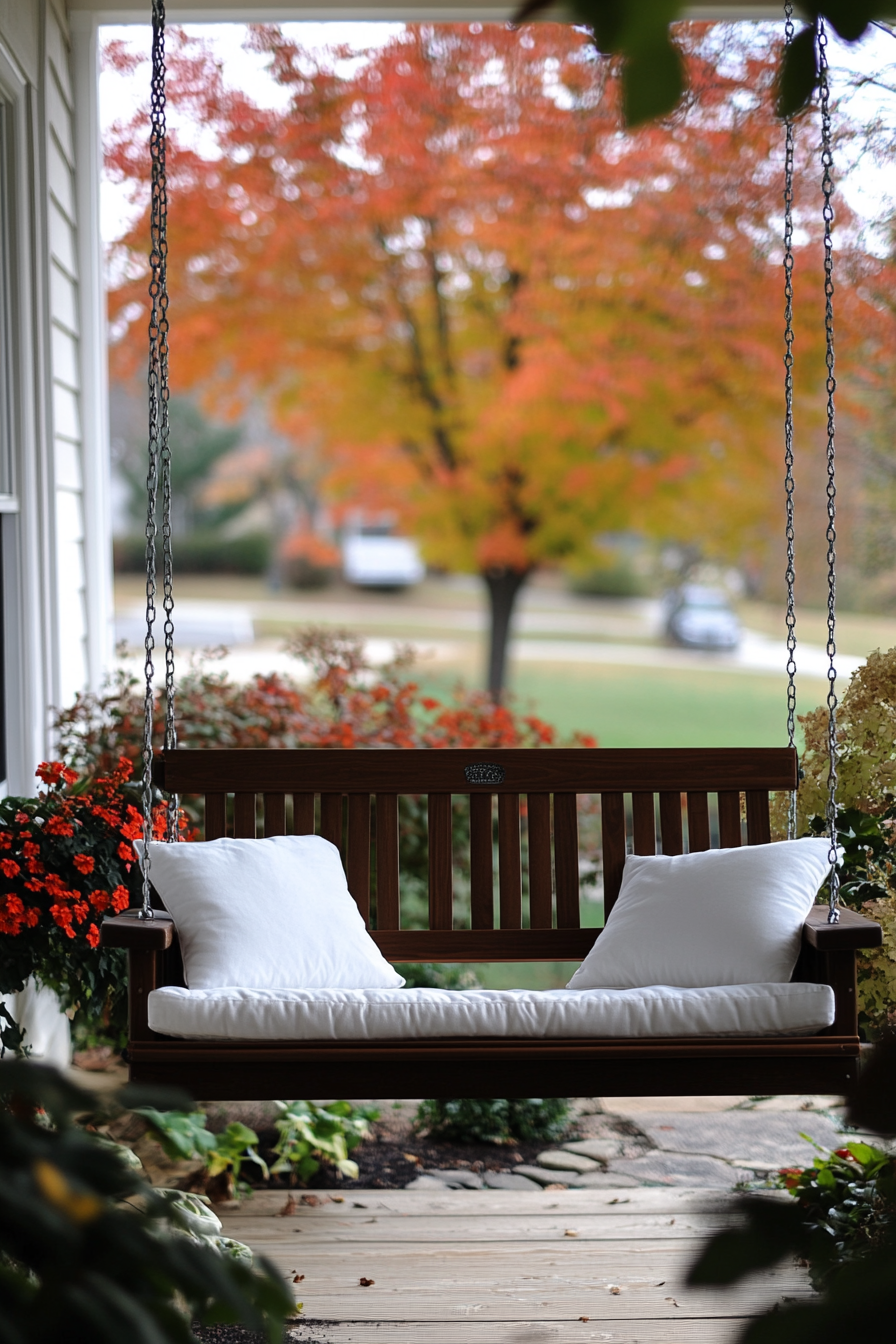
top-left (664, 584), bottom-right (741, 650)
top-left (342, 527), bottom-right (426, 590)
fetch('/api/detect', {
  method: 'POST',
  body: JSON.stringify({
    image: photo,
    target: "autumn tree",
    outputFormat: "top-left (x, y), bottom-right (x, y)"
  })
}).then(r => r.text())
top-left (106, 21), bottom-right (887, 694)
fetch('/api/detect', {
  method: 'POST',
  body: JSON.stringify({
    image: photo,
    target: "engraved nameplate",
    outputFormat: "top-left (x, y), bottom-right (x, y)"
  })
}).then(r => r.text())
top-left (464, 762), bottom-right (506, 786)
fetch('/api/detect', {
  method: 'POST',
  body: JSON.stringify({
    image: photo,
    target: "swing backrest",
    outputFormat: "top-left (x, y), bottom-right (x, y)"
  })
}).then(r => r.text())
top-left (157, 746), bottom-right (796, 964)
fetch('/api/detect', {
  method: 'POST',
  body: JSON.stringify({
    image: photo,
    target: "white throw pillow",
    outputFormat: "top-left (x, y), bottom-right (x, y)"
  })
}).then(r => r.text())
top-left (567, 838), bottom-right (835, 990)
top-left (136, 835), bottom-right (404, 991)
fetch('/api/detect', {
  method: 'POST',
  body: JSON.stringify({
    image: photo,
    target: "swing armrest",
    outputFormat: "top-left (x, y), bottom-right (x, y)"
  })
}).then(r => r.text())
top-left (801, 905), bottom-right (882, 950)
top-left (101, 912), bottom-right (176, 950)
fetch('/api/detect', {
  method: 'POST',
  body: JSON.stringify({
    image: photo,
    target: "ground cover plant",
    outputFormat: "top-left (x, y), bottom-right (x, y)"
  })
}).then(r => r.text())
top-left (415, 1097), bottom-right (572, 1146)
top-left (0, 1060), bottom-right (294, 1344)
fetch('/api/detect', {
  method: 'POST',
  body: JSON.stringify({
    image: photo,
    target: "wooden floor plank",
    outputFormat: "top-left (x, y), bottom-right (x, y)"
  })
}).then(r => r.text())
top-left (231, 1189), bottom-right (743, 1219)
top-left (252, 1243), bottom-right (810, 1322)
top-left (226, 1212), bottom-right (733, 1243)
top-left (287, 1320), bottom-right (752, 1343)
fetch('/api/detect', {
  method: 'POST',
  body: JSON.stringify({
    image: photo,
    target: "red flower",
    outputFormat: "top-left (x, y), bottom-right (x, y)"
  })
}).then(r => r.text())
top-left (24, 878), bottom-right (45, 893)
top-left (36, 761), bottom-right (77, 787)
top-left (0, 833), bottom-right (11, 850)
top-left (73, 901), bottom-right (89, 923)
top-left (86, 924), bottom-right (100, 949)
top-left (14, 811), bottom-right (30, 824)
top-left (834, 1148), bottom-right (855, 1160)
top-left (779, 1168), bottom-right (803, 1190)
top-left (45, 817), bottom-right (74, 838)
top-left (72, 854), bottom-right (95, 875)
top-left (49, 903), bottom-right (73, 928)
top-left (22, 841), bottom-right (40, 858)
top-left (0, 858), bottom-right (21, 878)
top-left (111, 885), bottom-right (129, 913)
top-left (5, 895), bottom-right (24, 916)
top-left (88, 889), bottom-right (111, 913)
top-left (117, 841), bottom-right (135, 863)
top-left (26, 858), bottom-right (45, 876)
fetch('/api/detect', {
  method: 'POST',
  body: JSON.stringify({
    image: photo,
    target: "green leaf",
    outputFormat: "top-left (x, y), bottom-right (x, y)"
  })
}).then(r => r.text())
top-left (777, 25), bottom-right (818, 119)
top-left (622, 34), bottom-right (684, 126)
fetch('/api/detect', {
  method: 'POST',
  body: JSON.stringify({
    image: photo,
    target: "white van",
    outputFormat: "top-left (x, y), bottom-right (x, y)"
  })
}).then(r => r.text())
top-left (342, 526), bottom-right (426, 589)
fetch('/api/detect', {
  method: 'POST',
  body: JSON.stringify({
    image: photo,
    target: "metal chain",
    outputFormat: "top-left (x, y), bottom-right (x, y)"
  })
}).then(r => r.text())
top-left (155, 0), bottom-right (178, 842)
top-left (140, 0), bottom-right (172, 916)
top-left (818, 20), bottom-right (840, 923)
top-left (783, 2), bottom-right (798, 841)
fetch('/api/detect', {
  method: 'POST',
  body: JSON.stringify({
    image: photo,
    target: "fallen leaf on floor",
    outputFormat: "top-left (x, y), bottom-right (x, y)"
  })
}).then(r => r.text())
top-left (657, 1281), bottom-right (665, 1286)
top-left (607, 1198), bottom-right (629, 1205)
top-left (546, 1183), bottom-right (568, 1191)
top-left (293, 1275), bottom-right (305, 1283)
top-left (579, 1317), bottom-right (590, 1323)
top-left (331, 1196), bottom-right (345, 1203)
top-left (300, 1194), bottom-right (323, 1207)
top-left (665, 1297), bottom-right (679, 1307)
top-left (608, 1285), bottom-right (621, 1295)
top-left (401, 1153), bottom-right (420, 1164)
top-left (279, 1196), bottom-right (298, 1216)
top-left (669, 1218), bottom-right (675, 1224)
top-left (564, 1229), bottom-right (579, 1237)
top-left (353, 1202), bottom-right (368, 1209)
top-left (359, 1277), bottom-right (375, 1287)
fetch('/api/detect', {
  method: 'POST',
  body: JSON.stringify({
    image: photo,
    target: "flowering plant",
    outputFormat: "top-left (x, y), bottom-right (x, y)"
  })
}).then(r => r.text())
top-left (0, 758), bottom-right (182, 1052)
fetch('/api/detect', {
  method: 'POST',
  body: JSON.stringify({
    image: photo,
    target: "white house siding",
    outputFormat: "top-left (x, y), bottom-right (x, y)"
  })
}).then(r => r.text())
top-left (45, 0), bottom-right (89, 706)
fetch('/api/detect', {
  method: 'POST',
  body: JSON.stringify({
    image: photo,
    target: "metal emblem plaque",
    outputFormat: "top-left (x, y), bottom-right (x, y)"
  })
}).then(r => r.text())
top-left (464, 762), bottom-right (506, 786)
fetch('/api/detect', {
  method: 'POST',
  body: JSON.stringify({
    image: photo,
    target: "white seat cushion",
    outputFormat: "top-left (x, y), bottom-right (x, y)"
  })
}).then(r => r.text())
top-left (567, 838), bottom-right (834, 991)
top-left (147, 981), bottom-right (835, 1041)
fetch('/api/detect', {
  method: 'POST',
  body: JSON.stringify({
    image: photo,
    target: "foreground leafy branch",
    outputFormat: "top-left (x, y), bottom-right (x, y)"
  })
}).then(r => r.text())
top-left (516, 1), bottom-right (893, 122)
top-left (0, 1063), bottom-right (295, 1344)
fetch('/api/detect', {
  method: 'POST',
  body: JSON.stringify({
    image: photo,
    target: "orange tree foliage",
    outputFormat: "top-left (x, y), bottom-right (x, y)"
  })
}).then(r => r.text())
top-left (105, 22), bottom-right (890, 692)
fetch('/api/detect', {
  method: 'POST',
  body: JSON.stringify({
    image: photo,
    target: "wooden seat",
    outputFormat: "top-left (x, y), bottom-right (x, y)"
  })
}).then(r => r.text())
top-left (103, 746), bottom-right (882, 1100)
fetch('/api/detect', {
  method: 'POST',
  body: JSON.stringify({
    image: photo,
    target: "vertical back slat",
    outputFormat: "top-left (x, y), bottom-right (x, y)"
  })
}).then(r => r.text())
top-left (320, 793), bottom-right (343, 851)
top-left (527, 792), bottom-right (553, 929)
top-left (686, 792), bottom-right (712, 852)
top-left (745, 790), bottom-right (772, 845)
top-left (659, 791), bottom-right (684, 855)
top-left (428, 794), bottom-right (453, 930)
top-left (346, 794), bottom-right (371, 923)
top-left (601, 792), bottom-right (626, 917)
top-left (374, 794), bottom-right (400, 930)
top-left (233, 792), bottom-right (256, 838)
top-left (292, 793), bottom-right (315, 835)
top-left (263, 793), bottom-right (286, 837)
top-left (204, 793), bottom-right (226, 841)
top-left (553, 792), bottom-right (579, 928)
top-left (718, 791), bottom-right (743, 847)
top-left (470, 793), bottom-right (494, 930)
top-left (498, 793), bottom-right (522, 929)
top-left (632, 793), bottom-right (656, 855)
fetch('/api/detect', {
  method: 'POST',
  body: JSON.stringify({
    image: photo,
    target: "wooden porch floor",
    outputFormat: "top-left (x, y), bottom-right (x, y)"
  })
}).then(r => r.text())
top-left (221, 1186), bottom-right (811, 1342)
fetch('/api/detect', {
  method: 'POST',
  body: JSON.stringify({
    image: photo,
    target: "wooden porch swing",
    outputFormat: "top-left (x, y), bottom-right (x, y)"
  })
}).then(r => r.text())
top-left (103, 2), bottom-right (882, 1101)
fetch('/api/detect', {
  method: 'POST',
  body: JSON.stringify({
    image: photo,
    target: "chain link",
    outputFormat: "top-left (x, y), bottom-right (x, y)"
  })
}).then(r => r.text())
top-left (818, 20), bottom-right (840, 923)
top-left (783, 2), bottom-right (798, 841)
top-left (141, 0), bottom-right (175, 915)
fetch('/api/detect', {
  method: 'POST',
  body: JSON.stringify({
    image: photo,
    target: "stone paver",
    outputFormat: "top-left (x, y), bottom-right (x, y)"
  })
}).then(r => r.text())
top-left (612, 1152), bottom-right (741, 1188)
top-left (572, 1170), bottom-right (641, 1188)
top-left (482, 1171), bottom-right (541, 1191)
top-left (536, 1149), bottom-right (600, 1173)
top-left (422, 1169), bottom-right (484, 1189)
top-left (514, 1165), bottom-right (586, 1187)
top-left (562, 1137), bottom-right (624, 1162)
top-left (629, 1110), bottom-right (843, 1169)
top-left (403, 1175), bottom-right (449, 1191)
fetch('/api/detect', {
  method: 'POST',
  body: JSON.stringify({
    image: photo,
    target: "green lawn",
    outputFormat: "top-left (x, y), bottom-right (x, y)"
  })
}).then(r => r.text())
top-left (418, 661), bottom-right (828, 749)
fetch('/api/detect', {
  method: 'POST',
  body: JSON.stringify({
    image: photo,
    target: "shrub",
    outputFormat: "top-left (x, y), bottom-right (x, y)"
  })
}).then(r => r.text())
top-left (0, 1060), bottom-right (294, 1343)
top-left (394, 963), bottom-right (481, 990)
top-left (773, 649), bottom-right (896, 1034)
top-left (568, 560), bottom-right (646, 598)
top-left (114, 530), bottom-right (272, 576)
top-left (415, 1097), bottom-right (571, 1145)
top-left (280, 532), bottom-right (340, 589)
top-left (269, 1099), bottom-right (378, 1185)
top-left (0, 759), bottom-right (189, 1052)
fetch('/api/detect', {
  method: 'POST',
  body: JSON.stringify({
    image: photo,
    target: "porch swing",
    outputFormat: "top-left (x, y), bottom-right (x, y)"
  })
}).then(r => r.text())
top-left (104, 2), bottom-right (881, 1101)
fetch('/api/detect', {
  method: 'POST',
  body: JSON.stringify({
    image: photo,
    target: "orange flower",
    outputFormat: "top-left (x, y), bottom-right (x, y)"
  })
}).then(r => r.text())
top-left (14, 811), bottom-right (30, 824)
top-left (111, 885), bottom-right (129, 913)
top-left (88, 889), bottom-right (111, 913)
top-left (22, 841), bottom-right (40, 858)
top-left (45, 817), bottom-right (74, 838)
top-left (73, 854), bottom-right (95, 875)
top-left (117, 841), bottom-right (135, 863)
top-left (0, 858), bottom-right (21, 878)
top-left (36, 761), bottom-right (77, 787)
top-left (86, 924), bottom-right (100, 949)
top-left (73, 901), bottom-right (89, 923)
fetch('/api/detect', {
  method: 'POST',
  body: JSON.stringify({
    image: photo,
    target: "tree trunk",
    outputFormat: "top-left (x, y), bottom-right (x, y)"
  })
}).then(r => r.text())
top-left (483, 567), bottom-right (530, 701)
